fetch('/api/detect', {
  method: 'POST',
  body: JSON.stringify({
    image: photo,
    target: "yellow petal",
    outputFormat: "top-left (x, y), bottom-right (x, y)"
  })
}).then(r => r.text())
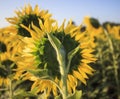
top-left (73, 70), bottom-right (86, 85)
top-left (34, 5), bottom-right (39, 15)
top-left (79, 64), bottom-right (94, 75)
top-left (58, 19), bottom-right (65, 32)
top-left (44, 19), bottom-right (51, 33)
top-left (78, 66), bottom-right (89, 79)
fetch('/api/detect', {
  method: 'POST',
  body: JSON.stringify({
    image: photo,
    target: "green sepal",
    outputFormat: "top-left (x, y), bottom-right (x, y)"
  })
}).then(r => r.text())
top-left (39, 45), bottom-right (44, 55)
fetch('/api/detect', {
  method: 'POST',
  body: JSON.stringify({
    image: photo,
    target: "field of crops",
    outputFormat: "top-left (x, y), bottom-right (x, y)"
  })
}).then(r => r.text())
top-left (0, 4), bottom-right (120, 99)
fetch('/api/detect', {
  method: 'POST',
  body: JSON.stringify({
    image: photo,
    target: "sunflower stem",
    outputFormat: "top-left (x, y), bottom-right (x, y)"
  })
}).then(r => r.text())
top-left (60, 64), bottom-right (68, 99)
top-left (9, 79), bottom-right (13, 99)
top-left (104, 29), bottom-right (120, 97)
top-left (9, 62), bottom-right (15, 99)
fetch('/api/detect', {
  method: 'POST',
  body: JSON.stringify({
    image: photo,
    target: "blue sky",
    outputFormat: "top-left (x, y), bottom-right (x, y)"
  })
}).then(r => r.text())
top-left (0, 0), bottom-right (120, 28)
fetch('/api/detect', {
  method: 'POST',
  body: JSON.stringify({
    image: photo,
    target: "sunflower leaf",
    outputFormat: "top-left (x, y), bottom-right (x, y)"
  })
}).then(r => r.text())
top-left (27, 69), bottom-right (49, 79)
top-left (47, 33), bottom-right (68, 96)
top-left (55, 95), bottom-right (62, 99)
top-left (67, 90), bottom-right (82, 99)
top-left (67, 46), bottom-right (80, 72)
top-left (13, 91), bottom-right (37, 99)
top-left (68, 46), bottom-right (80, 60)
top-left (47, 33), bottom-right (66, 69)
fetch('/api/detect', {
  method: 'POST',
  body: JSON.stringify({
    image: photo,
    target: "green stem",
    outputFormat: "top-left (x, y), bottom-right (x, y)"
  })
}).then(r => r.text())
top-left (98, 48), bottom-right (106, 82)
top-left (0, 88), bottom-right (8, 91)
top-left (66, 59), bottom-right (71, 74)
top-left (59, 61), bottom-right (68, 99)
top-left (9, 79), bottom-right (13, 99)
top-left (104, 29), bottom-right (120, 96)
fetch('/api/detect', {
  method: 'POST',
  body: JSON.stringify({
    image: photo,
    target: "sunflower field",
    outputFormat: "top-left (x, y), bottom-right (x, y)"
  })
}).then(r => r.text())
top-left (0, 4), bottom-right (120, 99)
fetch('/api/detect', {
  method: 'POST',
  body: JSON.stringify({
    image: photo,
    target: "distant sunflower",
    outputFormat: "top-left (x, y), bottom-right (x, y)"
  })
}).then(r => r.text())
top-left (0, 32), bottom-right (24, 86)
top-left (0, 32), bottom-right (13, 61)
top-left (0, 59), bottom-right (17, 86)
top-left (83, 16), bottom-right (104, 39)
top-left (106, 24), bottom-right (120, 40)
top-left (0, 33), bottom-right (14, 86)
top-left (0, 26), bottom-right (17, 34)
top-left (6, 4), bottom-right (53, 37)
top-left (15, 19), bottom-right (96, 97)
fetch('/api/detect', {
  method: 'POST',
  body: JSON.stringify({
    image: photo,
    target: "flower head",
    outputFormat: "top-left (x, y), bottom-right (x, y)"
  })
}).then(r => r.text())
top-left (15, 19), bottom-right (97, 97)
top-left (0, 30), bottom-right (24, 86)
top-left (83, 16), bottom-right (104, 39)
top-left (6, 4), bottom-right (53, 37)
top-left (105, 24), bottom-right (120, 40)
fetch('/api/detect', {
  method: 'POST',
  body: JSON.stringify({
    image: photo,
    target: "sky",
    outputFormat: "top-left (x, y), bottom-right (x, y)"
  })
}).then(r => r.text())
top-left (0, 0), bottom-right (120, 28)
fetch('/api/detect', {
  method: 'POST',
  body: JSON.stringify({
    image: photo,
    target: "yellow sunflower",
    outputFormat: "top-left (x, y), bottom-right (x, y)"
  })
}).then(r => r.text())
top-left (0, 32), bottom-right (14, 61)
top-left (0, 26), bottom-right (17, 34)
top-left (106, 24), bottom-right (120, 40)
top-left (0, 31), bottom-right (24, 86)
top-left (0, 33), bottom-right (13, 86)
top-left (6, 4), bottom-right (53, 37)
top-left (83, 16), bottom-right (104, 39)
top-left (0, 58), bottom-right (17, 86)
top-left (14, 19), bottom-right (97, 97)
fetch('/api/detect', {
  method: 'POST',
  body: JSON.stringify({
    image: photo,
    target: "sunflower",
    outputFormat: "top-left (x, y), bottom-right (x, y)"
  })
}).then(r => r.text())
top-left (0, 31), bottom-right (24, 86)
top-left (0, 32), bottom-right (13, 61)
top-left (6, 4), bottom-right (53, 37)
top-left (106, 24), bottom-right (120, 40)
top-left (15, 19), bottom-right (97, 97)
top-left (0, 32), bottom-right (14, 86)
top-left (0, 58), bottom-right (17, 86)
top-left (0, 25), bottom-right (17, 34)
top-left (83, 16), bottom-right (104, 39)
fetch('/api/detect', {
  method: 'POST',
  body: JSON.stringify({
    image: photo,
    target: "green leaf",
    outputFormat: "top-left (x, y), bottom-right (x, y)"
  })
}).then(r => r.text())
top-left (68, 46), bottom-right (80, 60)
top-left (55, 95), bottom-right (62, 99)
top-left (47, 33), bottom-right (68, 97)
top-left (67, 90), bottom-right (82, 99)
top-left (47, 33), bottom-right (66, 69)
top-left (13, 91), bottom-right (37, 99)
top-left (67, 46), bottom-right (80, 72)
top-left (27, 69), bottom-right (49, 79)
